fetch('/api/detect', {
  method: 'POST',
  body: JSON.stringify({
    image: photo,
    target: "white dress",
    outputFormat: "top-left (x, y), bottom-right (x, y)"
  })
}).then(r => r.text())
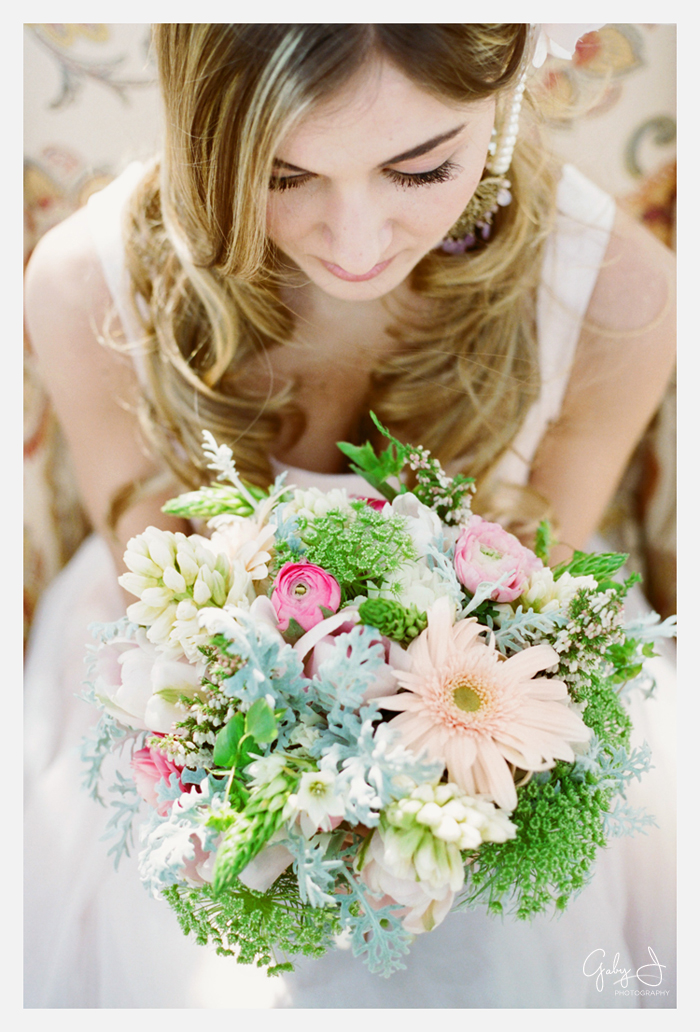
top-left (23, 164), bottom-right (677, 1009)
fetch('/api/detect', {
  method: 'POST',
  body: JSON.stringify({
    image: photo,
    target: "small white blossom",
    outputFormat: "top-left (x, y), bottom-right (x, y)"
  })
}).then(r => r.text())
top-left (287, 711), bottom-right (324, 750)
top-left (284, 769), bottom-right (345, 837)
top-left (245, 753), bottom-right (289, 787)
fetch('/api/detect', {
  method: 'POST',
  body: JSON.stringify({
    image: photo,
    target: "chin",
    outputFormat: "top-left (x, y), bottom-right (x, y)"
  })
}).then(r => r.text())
top-left (314, 276), bottom-right (399, 302)
top-left (311, 257), bottom-right (420, 302)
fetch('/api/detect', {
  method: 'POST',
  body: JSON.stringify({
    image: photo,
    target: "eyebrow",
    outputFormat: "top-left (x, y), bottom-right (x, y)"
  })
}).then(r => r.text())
top-left (382, 124), bottom-right (465, 165)
top-left (273, 124), bottom-right (466, 174)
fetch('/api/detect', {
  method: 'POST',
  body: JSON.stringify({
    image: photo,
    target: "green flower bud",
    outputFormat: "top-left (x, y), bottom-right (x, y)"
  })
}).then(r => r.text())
top-left (358, 598), bottom-right (427, 643)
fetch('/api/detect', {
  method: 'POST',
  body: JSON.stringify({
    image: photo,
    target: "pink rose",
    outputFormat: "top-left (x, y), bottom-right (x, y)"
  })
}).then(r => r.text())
top-left (454, 514), bottom-right (542, 603)
top-left (131, 742), bottom-right (191, 815)
top-left (271, 561), bottom-right (341, 632)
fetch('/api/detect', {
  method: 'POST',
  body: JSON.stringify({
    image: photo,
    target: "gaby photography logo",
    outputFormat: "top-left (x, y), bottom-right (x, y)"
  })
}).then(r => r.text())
top-left (582, 947), bottom-right (670, 996)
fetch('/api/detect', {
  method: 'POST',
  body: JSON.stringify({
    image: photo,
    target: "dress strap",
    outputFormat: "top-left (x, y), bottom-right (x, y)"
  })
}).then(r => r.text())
top-left (494, 164), bottom-right (616, 486)
top-left (86, 161), bottom-right (147, 379)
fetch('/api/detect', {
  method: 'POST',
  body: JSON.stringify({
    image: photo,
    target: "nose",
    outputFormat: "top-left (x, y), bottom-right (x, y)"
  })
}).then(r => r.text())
top-left (320, 188), bottom-right (393, 274)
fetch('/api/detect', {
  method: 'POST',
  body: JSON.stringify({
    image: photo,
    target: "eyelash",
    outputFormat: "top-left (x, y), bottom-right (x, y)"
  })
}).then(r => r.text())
top-left (384, 160), bottom-right (460, 189)
top-left (269, 159), bottom-right (460, 192)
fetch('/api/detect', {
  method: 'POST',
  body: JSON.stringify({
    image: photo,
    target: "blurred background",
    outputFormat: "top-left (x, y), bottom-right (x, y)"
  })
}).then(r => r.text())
top-left (23, 23), bottom-right (677, 645)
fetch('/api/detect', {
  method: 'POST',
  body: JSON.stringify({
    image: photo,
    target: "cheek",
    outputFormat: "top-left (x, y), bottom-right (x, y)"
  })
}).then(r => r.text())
top-left (400, 175), bottom-right (482, 237)
top-left (266, 197), bottom-right (311, 251)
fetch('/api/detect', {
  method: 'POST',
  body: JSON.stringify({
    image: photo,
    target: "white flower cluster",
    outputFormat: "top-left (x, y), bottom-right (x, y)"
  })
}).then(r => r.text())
top-left (359, 782), bottom-right (515, 935)
top-left (385, 781), bottom-right (517, 854)
top-left (94, 628), bottom-right (203, 734)
top-left (552, 586), bottom-right (626, 683)
top-left (119, 526), bottom-right (255, 660)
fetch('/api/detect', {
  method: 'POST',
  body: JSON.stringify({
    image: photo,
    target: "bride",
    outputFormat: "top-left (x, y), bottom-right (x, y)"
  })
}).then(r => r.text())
top-left (23, 24), bottom-right (676, 1008)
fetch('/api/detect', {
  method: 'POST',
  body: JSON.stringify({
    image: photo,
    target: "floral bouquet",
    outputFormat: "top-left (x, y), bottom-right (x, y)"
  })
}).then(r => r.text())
top-left (81, 416), bottom-right (675, 977)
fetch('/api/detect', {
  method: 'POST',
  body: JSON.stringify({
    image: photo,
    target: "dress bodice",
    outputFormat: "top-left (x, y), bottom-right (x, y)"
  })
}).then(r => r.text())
top-left (87, 161), bottom-right (615, 491)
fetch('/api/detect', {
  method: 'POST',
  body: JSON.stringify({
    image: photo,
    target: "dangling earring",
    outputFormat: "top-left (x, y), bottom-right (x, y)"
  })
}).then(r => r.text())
top-left (438, 70), bottom-right (526, 254)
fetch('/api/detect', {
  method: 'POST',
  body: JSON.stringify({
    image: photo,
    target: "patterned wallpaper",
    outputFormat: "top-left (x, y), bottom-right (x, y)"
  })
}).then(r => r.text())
top-left (23, 24), bottom-right (678, 640)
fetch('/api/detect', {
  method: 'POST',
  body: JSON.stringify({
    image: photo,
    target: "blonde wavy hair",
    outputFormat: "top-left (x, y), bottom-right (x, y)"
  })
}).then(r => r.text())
top-left (119, 24), bottom-right (558, 532)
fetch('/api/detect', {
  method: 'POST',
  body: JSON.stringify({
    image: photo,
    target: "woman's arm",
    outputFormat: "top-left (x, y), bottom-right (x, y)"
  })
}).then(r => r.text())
top-left (24, 205), bottom-right (189, 576)
top-left (528, 205), bottom-right (676, 565)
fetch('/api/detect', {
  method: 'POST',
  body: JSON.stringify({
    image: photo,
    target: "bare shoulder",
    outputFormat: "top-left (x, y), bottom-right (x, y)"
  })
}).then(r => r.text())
top-left (25, 205), bottom-right (116, 363)
top-left (529, 206), bottom-right (676, 558)
top-left (24, 201), bottom-right (145, 424)
top-left (560, 205), bottom-right (675, 417)
top-left (24, 205), bottom-right (164, 551)
top-left (582, 205), bottom-right (675, 359)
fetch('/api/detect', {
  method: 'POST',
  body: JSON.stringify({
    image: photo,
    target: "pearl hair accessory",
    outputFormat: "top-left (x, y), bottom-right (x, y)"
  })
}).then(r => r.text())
top-left (438, 24), bottom-right (604, 254)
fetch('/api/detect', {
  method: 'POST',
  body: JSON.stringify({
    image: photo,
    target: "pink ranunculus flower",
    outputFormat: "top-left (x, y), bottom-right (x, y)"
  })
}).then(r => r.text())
top-left (454, 514), bottom-right (542, 603)
top-left (271, 561), bottom-right (341, 632)
top-left (130, 741), bottom-right (192, 815)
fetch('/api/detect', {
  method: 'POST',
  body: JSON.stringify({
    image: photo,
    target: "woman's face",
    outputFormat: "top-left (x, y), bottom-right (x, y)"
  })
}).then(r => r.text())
top-left (266, 58), bottom-right (496, 302)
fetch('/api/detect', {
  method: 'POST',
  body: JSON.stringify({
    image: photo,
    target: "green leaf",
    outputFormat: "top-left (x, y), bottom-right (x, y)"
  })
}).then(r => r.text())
top-left (213, 712), bottom-right (246, 768)
top-left (228, 778), bottom-right (251, 810)
top-left (553, 550), bottom-right (628, 583)
top-left (534, 520), bottom-right (553, 563)
top-left (335, 443), bottom-right (400, 501)
top-left (245, 697), bottom-right (278, 746)
top-left (280, 616), bottom-right (307, 645)
top-left (336, 412), bottom-right (409, 501)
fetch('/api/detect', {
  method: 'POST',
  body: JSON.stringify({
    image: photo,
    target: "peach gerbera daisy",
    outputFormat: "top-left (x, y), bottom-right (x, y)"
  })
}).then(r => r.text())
top-left (376, 596), bottom-right (590, 810)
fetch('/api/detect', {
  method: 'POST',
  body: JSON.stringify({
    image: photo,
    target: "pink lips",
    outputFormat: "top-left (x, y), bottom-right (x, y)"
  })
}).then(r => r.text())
top-left (319, 257), bottom-right (393, 282)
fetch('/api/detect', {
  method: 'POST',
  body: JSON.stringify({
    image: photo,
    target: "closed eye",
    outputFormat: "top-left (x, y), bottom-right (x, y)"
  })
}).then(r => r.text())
top-left (383, 159), bottom-right (460, 189)
top-left (268, 158), bottom-right (461, 192)
top-left (268, 172), bottom-right (314, 192)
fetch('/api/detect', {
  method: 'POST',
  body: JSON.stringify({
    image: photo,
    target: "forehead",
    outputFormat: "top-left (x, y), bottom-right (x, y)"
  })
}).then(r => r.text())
top-left (277, 58), bottom-right (493, 171)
